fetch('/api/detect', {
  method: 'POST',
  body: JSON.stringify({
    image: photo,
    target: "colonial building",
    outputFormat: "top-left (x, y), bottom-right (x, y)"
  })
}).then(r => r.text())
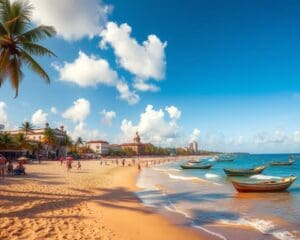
top-left (4, 123), bottom-right (68, 158)
top-left (86, 140), bottom-right (109, 155)
top-left (121, 132), bottom-right (145, 155)
top-left (109, 144), bottom-right (122, 152)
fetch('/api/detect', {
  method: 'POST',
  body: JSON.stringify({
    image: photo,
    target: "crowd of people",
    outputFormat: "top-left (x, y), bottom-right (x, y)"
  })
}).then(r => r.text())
top-left (0, 154), bottom-right (26, 177)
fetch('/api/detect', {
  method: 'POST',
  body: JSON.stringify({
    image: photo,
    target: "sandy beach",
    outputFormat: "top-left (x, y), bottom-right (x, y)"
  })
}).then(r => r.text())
top-left (0, 159), bottom-right (211, 240)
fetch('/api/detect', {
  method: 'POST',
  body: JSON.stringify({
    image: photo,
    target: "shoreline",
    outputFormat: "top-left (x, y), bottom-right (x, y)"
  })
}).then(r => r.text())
top-left (0, 159), bottom-right (213, 240)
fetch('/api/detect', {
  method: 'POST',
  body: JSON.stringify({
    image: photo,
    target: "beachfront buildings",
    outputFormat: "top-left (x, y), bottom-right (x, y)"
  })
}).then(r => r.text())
top-left (189, 141), bottom-right (198, 153)
top-left (86, 140), bottom-right (109, 155)
top-left (3, 123), bottom-right (68, 159)
top-left (121, 132), bottom-right (146, 155)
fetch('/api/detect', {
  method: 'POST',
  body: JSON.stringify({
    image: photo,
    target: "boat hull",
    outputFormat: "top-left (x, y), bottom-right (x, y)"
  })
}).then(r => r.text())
top-left (232, 177), bottom-right (297, 192)
top-left (270, 161), bottom-right (295, 166)
top-left (224, 166), bottom-right (265, 176)
top-left (181, 164), bottom-right (212, 169)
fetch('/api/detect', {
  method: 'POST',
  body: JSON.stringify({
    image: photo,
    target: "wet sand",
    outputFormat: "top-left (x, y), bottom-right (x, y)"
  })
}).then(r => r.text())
top-left (0, 160), bottom-right (212, 240)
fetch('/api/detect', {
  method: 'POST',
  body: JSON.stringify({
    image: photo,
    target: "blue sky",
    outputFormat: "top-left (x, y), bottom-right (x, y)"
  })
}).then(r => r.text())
top-left (1, 0), bottom-right (300, 153)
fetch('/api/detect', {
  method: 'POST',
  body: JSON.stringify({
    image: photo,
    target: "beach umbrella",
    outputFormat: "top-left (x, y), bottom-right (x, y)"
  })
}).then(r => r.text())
top-left (66, 156), bottom-right (74, 161)
top-left (17, 156), bottom-right (29, 163)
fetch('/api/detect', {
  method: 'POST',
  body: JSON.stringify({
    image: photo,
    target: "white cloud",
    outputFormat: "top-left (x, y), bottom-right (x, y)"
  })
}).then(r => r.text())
top-left (101, 109), bottom-right (116, 126)
top-left (190, 128), bottom-right (201, 142)
top-left (116, 81), bottom-right (140, 105)
top-left (133, 80), bottom-right (159, 92)
top-left (31, 109), bottom-right (48, 126)
top-left (165, 106), bottom-right (181, 119)
top-left (293, 131), bottom-right (300, 143)
top-left (55, 51), bottom-right (140, 105)
top-left (0, 101), bottom-right (9, 128)
top-left (62, 98), bottom-right (90, 123)
top-left (68, 122), bottom-right (104, 141)
top-left (120, 105), bottom-right (180, 145)
top-left (55, 51), bottom-right (119, 87)
top-left (26, 0), bottom-right (112, 40)
top-left (50, 107), bottom-right (57, 114)
top-left (100, 22), bottom-right (167, 89)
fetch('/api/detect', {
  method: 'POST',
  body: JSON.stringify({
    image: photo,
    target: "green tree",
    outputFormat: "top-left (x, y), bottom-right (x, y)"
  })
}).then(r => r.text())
top-left (0, 0), bottom-right (56, 97)
top-left (20, 121), bottom-right (33, 136)
top-left (43, 127), bottom-right (56, 159)
top-left (13, 132), bottom-right (28, 149)
top-left (0, 132), bottom-right (13, 149)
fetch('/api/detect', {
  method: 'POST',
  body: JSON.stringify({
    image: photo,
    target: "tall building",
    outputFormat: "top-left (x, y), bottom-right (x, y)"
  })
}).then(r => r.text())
top-left (189, 140), bottom-right (198, 153)
top-left (86, 140), bottom-right (109, 155)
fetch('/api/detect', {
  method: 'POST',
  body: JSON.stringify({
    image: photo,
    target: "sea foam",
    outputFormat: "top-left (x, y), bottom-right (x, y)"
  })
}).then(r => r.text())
top-left (205, 173), bottom-right (220, 179)
top-left (167, 173), bottom-right (206, 182)
top-left (220, 218), bottom-right (297, 240)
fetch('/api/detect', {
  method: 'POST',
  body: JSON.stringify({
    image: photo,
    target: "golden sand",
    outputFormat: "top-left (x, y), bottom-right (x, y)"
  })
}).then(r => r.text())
top-left (0, 160), bottom-right (208, 240)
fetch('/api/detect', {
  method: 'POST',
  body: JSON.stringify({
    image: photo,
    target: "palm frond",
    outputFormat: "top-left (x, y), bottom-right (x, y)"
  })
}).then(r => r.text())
top-left (0, 23), bottom-right (7, 36)
top-left (7, 56), bottom-right (23, 97)
top-left (0, 48), bottom-right (9, 86)
top-left (20, 42), bottom-right (57, 57)
top-left (19, 25), bottom-right (56, 42)
top-left (20, 50), bottom-right (50, 84)
top-left (0, 0), bottom-right (12, 23)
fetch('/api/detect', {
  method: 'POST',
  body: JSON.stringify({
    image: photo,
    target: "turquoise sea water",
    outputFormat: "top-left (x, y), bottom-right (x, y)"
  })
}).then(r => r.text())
top-left (136, 154), bottom-right (300, 240)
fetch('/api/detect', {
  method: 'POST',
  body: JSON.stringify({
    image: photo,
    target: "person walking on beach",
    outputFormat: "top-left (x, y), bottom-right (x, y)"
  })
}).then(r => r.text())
top-left (138, 162), bottom-right (141, 171)
top-left (60, 157), bottom-right (64, 166)
top-left (0, 155), bottom-right (7, 177)
top-left (67, 160), bottom-right (72, 172)
top-left (77, 161), bottom-right (81, 170)
top-left (122, 159), bottom-right (125, 167)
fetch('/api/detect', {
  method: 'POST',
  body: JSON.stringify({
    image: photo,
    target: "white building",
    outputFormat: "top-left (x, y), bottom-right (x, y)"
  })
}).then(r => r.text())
top-left (189, 141), bottom-right (198, 153)
top-left (86, 140), bottom-right (109, 155)
top-left (5, 123), bottom-right (67, 158)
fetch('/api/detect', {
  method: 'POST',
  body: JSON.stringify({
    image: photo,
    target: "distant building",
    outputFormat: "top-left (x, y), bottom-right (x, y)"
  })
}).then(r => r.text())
top-left (86, 140), bottom-right (109, 155)
top-left (4, 123), bottom-right (67, 158)
top-left (121, 132), bottom-right (145, 155)
top-left (189, 141), bottom-right (198, 153)
top-left (109, 144), bottom-right (122, 152)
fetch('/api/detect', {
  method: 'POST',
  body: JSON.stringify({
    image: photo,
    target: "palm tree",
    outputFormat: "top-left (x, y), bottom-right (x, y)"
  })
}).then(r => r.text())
top-left (0, 0), bottom-right (56, 97)
top-left (59, 134), bottom-right (72, 157)
top-left (14, 132), bottom-right (28, 149)
top-left (20, 121), bottom-right (33, 136)
top-left (43, 127), bottom-right (56, 159)
top-left (74, 137), bottom-right (83, 153)
top-left (0, 132), bottom-right (13, 149)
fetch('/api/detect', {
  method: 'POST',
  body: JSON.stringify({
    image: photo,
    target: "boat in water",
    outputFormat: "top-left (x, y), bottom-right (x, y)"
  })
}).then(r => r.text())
top-left (181, 163), bottom-right (212, 169)
top-left (224, 165), bottom-right (265, 176)
top-left (270, 159), bottom-right (295, 166)
top-left (231, 176), bottom-right (297, 192)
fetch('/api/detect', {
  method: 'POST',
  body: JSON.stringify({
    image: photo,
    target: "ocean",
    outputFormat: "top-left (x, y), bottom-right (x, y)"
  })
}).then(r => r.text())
top-left (136, 154), bottom-right (300, 240)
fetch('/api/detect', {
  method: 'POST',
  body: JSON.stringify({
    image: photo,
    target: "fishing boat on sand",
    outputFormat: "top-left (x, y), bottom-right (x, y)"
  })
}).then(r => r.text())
top-left (224, 166), bottom-right (265, 176)
top-left (231, 176), bottom-right (297, 192)
top-left (270, 159), bottom-right (295, 166)
top-left (181, 163), bottom-right (212, 169)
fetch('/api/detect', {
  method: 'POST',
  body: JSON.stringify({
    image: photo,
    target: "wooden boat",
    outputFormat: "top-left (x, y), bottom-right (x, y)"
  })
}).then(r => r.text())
top-left (269, 160), bottom-right (295, 166)
top-left (224, 166), bottom-right (265, 176)
top-left (231, 176), bottom-right (297, 192)
top-left (181, 163), bottom-right (212, 169)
